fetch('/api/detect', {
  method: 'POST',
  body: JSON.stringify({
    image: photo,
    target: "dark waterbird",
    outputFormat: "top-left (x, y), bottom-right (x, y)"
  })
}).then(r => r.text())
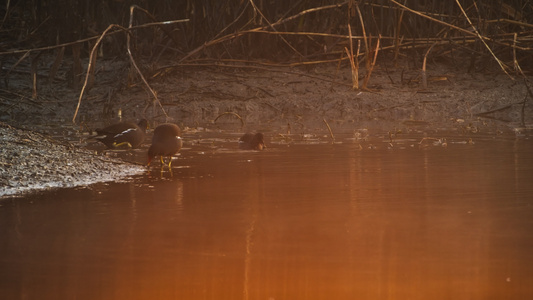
top-left (94, 119), bottom-right (148, 149)
top-left (148, 123), bottom-right (183, 167)
top-left (239, 132), bottom-right (266, 150)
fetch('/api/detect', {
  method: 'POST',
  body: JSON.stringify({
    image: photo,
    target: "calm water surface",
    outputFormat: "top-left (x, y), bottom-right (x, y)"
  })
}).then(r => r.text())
top-left (1, 135), bottom-right (532, 299)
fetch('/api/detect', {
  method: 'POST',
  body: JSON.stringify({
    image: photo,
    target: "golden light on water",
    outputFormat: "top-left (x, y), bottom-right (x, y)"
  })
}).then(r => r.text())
top-left (1, 140), bottom-right (532, 299)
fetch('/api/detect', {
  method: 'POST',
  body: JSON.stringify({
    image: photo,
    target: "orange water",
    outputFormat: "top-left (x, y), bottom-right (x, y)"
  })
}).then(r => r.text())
top-left (1, 136), bottom-right (532, 299)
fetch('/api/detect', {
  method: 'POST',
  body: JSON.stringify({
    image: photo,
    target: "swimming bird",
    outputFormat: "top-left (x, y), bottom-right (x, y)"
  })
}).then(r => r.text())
top-left (239, 132), bottom-right (265, 150)
top-left (94, 119), bottom-right (148, 149)
top-left (147, 123), bottom-right (182, 167)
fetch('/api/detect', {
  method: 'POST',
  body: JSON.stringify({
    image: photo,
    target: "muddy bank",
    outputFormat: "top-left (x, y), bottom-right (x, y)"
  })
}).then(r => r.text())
top-left (3, 61), bottom-right (531, 134)
top-left (1, 61), bottom-right (532, 197)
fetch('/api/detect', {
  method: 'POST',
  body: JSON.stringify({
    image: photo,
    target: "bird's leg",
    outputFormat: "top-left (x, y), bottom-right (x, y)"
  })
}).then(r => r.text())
top-left (167, 156), bottom-right (173, 168)
top-left (112, 141), bottom-right (133, 148)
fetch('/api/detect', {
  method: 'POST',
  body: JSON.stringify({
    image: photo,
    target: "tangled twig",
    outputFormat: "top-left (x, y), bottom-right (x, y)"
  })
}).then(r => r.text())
top-left (71, 6), bottom-right (189, 123)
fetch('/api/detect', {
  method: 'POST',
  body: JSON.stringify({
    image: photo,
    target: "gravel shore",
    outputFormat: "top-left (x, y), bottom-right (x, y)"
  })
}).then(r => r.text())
top-left (0, 122), bottom-right (145, 198)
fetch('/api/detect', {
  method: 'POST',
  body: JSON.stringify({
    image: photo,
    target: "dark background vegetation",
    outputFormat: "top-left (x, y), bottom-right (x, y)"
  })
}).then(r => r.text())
top-left (1, 0), bottom-right (531, 69)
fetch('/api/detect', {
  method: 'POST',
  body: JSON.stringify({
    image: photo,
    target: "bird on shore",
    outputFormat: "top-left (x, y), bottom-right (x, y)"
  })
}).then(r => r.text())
top-left (239, 132), bottom-right (266, 150)
top-left (147, 123), bottom-right (182, 167)
top-left (94, 119), bottom-right (148, 149)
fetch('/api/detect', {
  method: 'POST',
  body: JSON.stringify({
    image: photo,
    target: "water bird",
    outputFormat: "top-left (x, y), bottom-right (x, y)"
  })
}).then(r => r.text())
top-left (239, 132), bottom-right (266, 150)
top-left (148, 123), bottom-right (182, 167)
top-left (94, 119), bottom-right (148, 149)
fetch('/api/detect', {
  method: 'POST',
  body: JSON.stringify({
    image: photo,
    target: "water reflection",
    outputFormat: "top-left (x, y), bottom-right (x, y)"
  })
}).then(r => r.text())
top-left (1, 137), bottom-right (532, 299)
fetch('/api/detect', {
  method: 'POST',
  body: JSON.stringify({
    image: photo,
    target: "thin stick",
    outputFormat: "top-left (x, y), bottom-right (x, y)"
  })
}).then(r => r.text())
top-left (179, 1), bottom-right (349, 63)
top-left (389, 0), bottom-right (528, 54)
top-left (4, 51), bottom-right (30, 87)
top-left (356, 39), bottom-right (361, 82)
top-left (454, 0), bottom-right (511, 78)
top-left (355, 3), bottom-right (369, 61)
top-left (214, 112), bottom-right (245, 128)
top-left (169, 36), bottom-right (477, 70)
top-left (0, 0), bottom-right (10, 28)
top-left (71, 17), bottom-right (189, 123)
top-left (521, 78), bottom-right (533, 127)
top-left (344, 47), bottom-right (357, 89)
top-left (248, 0), bottom-right (303, 58)
top-left (512, 32), bottom-right (524, 75)
top-left (48, 46), bottom-right (64, 82)
top-left (30, 52), bottom-right (45, 99)
top-left (393, 2), bottom-right (405, 66)
top-left (236, 29), bottom-right (528, 49)
top-left (127, 5), bottom-right (168, 120)
top-left (270, 1), bottom-right (349, 29)
top-left (485, 18), bottom-right (533, 28)
top-left (323, 118), bottom-right (335, 141)
top-left (214, 2), bottom-right (250, 39)
top-left (390, 0), bottom-right (483, 38)
top-left (345, 24), bottom-right (358, 89)
top-left (31, 56), bottom-right (38, 99)
top-left (72, 24), bottom-right (126, 123)
top-left (419, 137), bottom-right (443, 145)
top-left (362, 35), bottom-right (380, 90)
top-left (0, 19), bottom-right (189, 57)
top-left (422, 42), bottom-right (436, 89)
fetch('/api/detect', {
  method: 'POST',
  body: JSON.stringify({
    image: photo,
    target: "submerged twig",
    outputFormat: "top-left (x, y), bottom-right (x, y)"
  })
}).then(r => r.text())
top-left (419, 137), bottom-right (447, 148)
